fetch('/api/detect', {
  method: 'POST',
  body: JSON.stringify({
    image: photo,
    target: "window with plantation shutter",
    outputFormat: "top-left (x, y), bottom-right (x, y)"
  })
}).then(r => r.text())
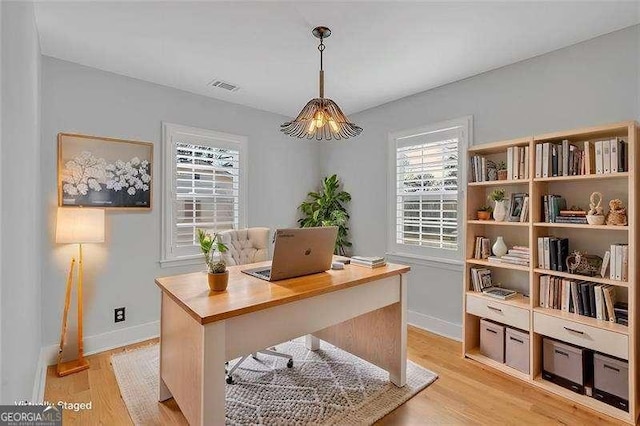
top-left (388, 117), bottom-right (470, 261)
top-left (161, 123), bottom-right (247, 266)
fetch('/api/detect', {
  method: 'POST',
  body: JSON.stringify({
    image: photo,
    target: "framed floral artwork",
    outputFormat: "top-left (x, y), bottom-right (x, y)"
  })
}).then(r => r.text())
top-left (58, 133), bottom-right (153, 209)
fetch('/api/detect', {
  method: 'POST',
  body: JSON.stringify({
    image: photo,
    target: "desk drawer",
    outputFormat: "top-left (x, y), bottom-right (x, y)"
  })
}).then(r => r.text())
top-left (533, 312), bottom-right (628, 360)
top-left (466, 294), bottom-right (529, 331)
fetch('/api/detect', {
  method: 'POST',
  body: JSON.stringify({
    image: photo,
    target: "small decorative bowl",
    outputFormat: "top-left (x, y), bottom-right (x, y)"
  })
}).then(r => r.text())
top-left (586, 214), bottom-right (605, 225)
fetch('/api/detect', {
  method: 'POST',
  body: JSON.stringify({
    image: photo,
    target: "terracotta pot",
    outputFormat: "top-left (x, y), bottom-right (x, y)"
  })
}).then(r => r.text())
top-left (207, 271), bottom-right (229, 292)
top-left (498, 170), bottom-right (508, 180)
top-left (477, 211), bottom-right (491, 221)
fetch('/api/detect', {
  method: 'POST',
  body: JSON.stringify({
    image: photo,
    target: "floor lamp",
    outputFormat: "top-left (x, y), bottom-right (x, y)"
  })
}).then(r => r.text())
top-left (55, 207), bottom-right (105, 376)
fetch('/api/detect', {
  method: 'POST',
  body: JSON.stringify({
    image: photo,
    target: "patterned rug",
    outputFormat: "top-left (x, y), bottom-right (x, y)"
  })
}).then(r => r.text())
top-left (111, 339), bottom-right (437, 425)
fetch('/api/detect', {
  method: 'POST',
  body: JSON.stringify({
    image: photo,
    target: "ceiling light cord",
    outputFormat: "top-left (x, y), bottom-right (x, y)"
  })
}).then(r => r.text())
top-left (318, 37), bottom-right (325, 98)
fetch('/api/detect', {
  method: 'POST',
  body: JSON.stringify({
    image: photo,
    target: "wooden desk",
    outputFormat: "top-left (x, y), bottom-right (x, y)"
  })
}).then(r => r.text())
top-left (155, 261), bottom-right (410, 425)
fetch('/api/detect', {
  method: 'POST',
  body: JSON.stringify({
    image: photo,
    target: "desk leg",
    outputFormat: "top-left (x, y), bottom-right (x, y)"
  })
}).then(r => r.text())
top-left (160, 292), bottom-right (226, 426)
top-left (305, 335), bottom-right (320, 351)
top-left (159, 377), bottom-right (172, 402)
top-left (389, 274), bottom-right (407, 387)
top-left (201, 321), bottom-right (226, 426)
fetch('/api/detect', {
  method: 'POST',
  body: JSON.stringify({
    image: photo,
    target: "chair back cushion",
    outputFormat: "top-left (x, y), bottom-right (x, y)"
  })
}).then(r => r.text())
top-left (218, 228), bottom-right (270, 266)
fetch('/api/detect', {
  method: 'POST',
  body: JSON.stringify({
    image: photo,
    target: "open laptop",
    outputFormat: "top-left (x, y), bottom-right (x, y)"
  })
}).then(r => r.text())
top-left (242, 226), bottom-right (338, 281)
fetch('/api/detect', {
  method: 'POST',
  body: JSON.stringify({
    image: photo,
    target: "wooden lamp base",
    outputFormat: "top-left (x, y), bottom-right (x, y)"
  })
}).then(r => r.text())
top-left (56, 244), bottom-right (89, 377)
top-left (57, 357), bottom-right (89, 377)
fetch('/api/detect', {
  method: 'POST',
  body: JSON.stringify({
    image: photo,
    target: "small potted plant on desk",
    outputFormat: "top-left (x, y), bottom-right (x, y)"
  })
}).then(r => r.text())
top-left (197, 229), bottom-right (229, 292)
top-left (477, 205), bottom-right (493, 221)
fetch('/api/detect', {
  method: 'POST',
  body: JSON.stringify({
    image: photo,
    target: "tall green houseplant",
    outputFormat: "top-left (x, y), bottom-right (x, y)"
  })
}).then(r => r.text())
top-left (298, 174), bottom-right (352, 255)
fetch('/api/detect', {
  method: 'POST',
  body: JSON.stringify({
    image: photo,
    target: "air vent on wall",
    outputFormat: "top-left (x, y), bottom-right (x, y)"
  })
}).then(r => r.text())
top-left (208, 79), bottom-right (240, 92)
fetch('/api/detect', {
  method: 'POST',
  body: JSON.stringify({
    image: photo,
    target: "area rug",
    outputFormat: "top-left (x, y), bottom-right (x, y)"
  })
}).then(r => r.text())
top-left (111, 339), bottom-right (437, 425)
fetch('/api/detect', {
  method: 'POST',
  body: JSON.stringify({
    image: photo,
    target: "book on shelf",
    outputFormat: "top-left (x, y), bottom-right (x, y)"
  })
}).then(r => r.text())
top-left (470, 267), bottom-right (493, 292)
top-left (535, 138), bottom-right (626, 178)
top-left (473, 236), bottom-right (491, 260)
top-left (487, 245), bottom-right (530, 267)
top-left (351, 256), bottom-right (386, 268)
top-left (605, 243), bottom-right (628, 282)
top-left (537, 237), bottom-right (568, 272)
top-left (539, 275), bottom-right (622, 324)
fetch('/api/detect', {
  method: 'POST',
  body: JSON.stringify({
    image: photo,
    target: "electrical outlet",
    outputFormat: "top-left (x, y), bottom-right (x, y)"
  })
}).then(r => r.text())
top-left (114, 307), bottom-right (125, 323)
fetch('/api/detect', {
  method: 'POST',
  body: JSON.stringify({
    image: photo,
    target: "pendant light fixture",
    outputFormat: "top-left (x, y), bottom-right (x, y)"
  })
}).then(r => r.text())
top-left (281, 26), bottom-right (362, 140)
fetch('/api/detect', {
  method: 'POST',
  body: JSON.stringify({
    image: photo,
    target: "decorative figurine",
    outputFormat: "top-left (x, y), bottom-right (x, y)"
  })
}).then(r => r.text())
top-left (566, 251), bottom-right (603, 276)
top-left (606, 199), bottom-right (628, 226)
top-left (586, 192), bottom-right (605, 225)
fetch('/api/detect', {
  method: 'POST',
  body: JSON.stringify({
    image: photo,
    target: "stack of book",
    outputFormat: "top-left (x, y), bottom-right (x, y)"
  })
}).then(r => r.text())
top-left (506, 146), bottom-right (529, 180)
top-left (535, 138), bottom-right (627, 178)
top-left (470, 267), bottom-right (492, 292)
top-left (615, 302), bottom-right (628, 326)
top-left (555, 209), bottom-right (587, 225)
top-left (473, 236), bottom-right (491, 259)
top-left (536, 237), bottom-right (569, 272)
top-left (488, 246), bottom-right (530, 267)
top-left (351, 256), bottom-right (386, 268)
top-left (604, 244), bottom-right (629, 282)
top-left (539, 276), bottom-right (621, 323)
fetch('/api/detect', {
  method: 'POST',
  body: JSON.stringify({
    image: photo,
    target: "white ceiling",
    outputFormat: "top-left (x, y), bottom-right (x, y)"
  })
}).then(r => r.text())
top-left (34, 1), bottom-right (640, 117)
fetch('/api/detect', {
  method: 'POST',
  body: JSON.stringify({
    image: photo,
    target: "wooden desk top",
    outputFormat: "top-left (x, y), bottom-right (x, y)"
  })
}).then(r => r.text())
top-left (155, 262), bottom-right (410, 324)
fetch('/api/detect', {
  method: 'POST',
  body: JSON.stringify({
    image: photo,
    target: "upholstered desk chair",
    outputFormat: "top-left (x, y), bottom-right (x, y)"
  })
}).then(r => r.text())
top-left (218, 227), bottom-right (294, 384)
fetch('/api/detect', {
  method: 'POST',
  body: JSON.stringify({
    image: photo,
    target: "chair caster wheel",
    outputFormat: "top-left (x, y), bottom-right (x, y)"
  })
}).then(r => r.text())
top-left (226, 375), bottom-right (234, 384)
top-left (287, 359), bottom-right (293, 368)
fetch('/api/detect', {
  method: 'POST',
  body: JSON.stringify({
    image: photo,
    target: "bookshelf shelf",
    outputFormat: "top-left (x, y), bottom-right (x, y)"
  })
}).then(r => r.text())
top-left (534, 307), bottom-right (629, 335)
top-left (533, 268), bottom-right (629, 288)
top-left (534, 172), bottom-right (629, 182)
top-left (466, 291), bottom-right (530, 310)
top-left (533, 222), bottom-right (628, 231)
top-left (533, 375), bottom-right (632, 423)
top-left (464, 121), bottom-right (638, 424)
top-left (468, 179), bottom-right (529, 187)
top-left (466, 258), bottom-right (530, 272)
top-left (466, 347), bottom-right (531, 382)
top-left (467, 220), bottom-right (529, 227)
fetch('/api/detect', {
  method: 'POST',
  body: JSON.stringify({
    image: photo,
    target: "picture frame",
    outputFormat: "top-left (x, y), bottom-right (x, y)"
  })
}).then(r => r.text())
top-left (58, 133), bottom-right (153, 209)
top-left (508, 192), bottom-right (527, 222)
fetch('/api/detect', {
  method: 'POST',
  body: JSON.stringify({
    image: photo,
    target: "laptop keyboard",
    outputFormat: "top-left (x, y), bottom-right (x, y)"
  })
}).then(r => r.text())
top-left (255, 269), bottom-right (271, 278)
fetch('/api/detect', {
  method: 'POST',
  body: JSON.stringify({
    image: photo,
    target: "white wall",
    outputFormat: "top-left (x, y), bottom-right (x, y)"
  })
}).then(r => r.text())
top-left (320, 25), bottom-right (640, 338)
top-left (40, 57), bottom-right (320, 349)
top-left (1, 1), bottom-right (42, 403)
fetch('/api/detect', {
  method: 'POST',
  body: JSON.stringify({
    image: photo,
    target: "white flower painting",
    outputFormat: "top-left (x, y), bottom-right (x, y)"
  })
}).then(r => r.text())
top-left (58, 134), bottom-right (153, 208)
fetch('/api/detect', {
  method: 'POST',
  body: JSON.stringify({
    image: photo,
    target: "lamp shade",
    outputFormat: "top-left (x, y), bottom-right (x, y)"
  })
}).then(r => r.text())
top-left (56, 208), bottom-right (105, 244)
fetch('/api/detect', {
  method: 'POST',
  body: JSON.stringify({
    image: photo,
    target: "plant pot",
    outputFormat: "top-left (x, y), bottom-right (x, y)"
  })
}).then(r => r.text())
top-left (586, 214), bottom-right (605, 226)
top-left (477, 211), bottom-right (491, 221)
top-left (207, 271), bottom-right (229, 292)
top-left (493, 200), bottom-right (507, 222)
top-left (498, 170), bottom-right (508, 180)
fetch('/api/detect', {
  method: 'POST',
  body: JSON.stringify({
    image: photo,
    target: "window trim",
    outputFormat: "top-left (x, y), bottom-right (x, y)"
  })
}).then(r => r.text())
top-left (160, 122), bottom-right (248, 267)
top-left (387, 116), bottom-right (472, 261)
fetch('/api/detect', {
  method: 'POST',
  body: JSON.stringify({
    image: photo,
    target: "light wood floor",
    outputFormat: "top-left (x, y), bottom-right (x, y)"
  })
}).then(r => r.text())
top-left (45, 326), bottom-right (625, 425)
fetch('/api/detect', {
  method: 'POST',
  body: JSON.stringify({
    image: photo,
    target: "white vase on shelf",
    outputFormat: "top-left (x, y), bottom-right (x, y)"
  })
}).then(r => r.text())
top-left (492, 236), bottom-right (508, 257)
top-left (493, 200), bottom-right (507, 222)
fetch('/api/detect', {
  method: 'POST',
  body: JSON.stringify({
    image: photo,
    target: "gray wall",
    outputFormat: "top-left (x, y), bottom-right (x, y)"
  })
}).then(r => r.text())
top-left (40, 57), bottom-right (320, 347)
top-left (320, 25), bottom-right (640, 337)
top-left (1, 1), bottom-right (42, 403)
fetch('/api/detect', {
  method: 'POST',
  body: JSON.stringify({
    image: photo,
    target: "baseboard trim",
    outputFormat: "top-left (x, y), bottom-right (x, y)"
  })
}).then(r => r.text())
top-left (31, 347), bottom-right (49, 403)
top-left (35, 320), bottom-right (161, 401)
top-left (408, 310), bottom-right (462, 341)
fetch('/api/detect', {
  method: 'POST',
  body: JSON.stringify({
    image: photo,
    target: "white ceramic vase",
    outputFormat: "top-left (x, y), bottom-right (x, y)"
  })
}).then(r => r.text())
top-left (492, 236), bottom-right (508, 257)
top-left (493, 200), bottom-right (507, 222)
